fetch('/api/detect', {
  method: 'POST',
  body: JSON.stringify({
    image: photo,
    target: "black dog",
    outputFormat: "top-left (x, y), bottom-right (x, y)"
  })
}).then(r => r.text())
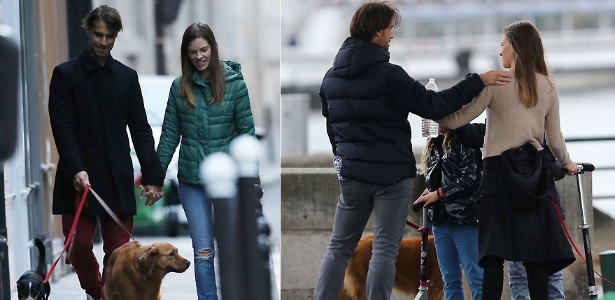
top-left (16, 238), bottom-right (51, 300)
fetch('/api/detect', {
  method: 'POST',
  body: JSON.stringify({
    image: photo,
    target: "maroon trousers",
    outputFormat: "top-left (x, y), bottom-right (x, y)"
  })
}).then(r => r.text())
top-left (62, 212), bottom-right (133, 300)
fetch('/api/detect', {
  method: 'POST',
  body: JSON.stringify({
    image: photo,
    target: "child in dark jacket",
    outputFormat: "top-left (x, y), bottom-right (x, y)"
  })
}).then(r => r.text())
top-left (414, 123), bottom-right (484, 300)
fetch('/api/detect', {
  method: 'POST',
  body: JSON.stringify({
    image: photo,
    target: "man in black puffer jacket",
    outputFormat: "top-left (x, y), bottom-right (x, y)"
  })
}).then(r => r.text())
top-left (313, 2), bottom-right (512, 299)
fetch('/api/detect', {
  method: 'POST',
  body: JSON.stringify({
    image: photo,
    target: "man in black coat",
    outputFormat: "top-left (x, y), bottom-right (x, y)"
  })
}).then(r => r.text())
top-left (313, 2), bottom-right (512, 299)
top-left (48, 5), bottom-right (164, 300)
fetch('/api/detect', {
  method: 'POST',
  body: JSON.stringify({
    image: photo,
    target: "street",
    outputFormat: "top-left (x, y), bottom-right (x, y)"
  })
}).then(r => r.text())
top-left (39, 236), bottom-right (280, 300)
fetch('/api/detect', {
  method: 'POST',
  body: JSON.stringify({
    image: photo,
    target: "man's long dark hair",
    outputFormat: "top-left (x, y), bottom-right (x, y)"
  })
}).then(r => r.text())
top-left (349, 1), bottom-right (400, 41)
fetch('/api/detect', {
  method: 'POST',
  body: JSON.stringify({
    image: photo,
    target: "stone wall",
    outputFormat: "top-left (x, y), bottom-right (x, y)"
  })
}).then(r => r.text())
top-left (281, 166), bottom-right (605, 299)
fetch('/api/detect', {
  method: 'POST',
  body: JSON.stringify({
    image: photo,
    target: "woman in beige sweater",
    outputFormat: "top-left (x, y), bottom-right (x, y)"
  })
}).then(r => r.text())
top-left (438, 21), bottom-right (577, 299)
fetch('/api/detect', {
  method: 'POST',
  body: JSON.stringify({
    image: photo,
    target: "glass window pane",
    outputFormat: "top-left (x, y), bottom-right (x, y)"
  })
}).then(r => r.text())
top-left (536, 14), bottom-right (561, 32)
top-left (416, 19), bottom-right (445, 38)
top-left (573, 13), bottom-right (599, 30)
top-left (455, 18), bottom-right (484, 36)
top-left (496, 16), bottom-right (522, 32)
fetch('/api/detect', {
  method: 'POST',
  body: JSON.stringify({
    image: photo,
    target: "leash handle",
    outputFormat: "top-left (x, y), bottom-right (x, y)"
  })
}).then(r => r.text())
top-left (88, 187), bottom-right (141, 246)
top-left (44, 185), bottom-right (90, 283)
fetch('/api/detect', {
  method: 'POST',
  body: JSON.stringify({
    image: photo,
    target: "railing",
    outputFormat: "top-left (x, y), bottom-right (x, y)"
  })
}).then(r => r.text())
top-left (566, 136), bottom-right (615, 200)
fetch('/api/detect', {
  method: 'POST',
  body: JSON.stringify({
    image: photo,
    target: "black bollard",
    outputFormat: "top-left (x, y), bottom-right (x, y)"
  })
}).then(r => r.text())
top-left (201, 152), bottom-right (242, 300)
top-left (230, 135), bottom-right (272, 300)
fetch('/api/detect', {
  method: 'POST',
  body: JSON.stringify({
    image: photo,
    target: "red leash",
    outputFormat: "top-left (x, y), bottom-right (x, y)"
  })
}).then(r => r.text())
top-left (44, 185), bottom-right (90, 283)
top-left (42, 185), bottom-right (141, 283)
top-left (406, 220), bottom-right (421, 231)
top-left (551, 198), bottom-right (615, 289)
top-left (406, 219), bottom-right (433, 235)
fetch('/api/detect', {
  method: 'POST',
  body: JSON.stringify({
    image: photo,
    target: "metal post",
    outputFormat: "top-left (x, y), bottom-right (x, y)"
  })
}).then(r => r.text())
top-left (66, 0), bottom-right (91, 59)
top-left (0, 170), bottom-right (9, 300)
top-left (201, 153), bottom-right (240, 300)
top-left (0, 235), bottom-right (6, 300)
top-left (230, 135), bottom-right (271, 299)
top-left (576, 164), bottom-right (598, 299)
top-left (257, 215), bottom-right (276, 298)
top-left (281, 94), bottom-right (309, 156)
top-left (154, 0), bottom-right (167, 75)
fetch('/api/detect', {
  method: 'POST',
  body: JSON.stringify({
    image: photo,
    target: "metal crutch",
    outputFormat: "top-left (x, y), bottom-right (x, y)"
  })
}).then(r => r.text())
top-left (574, 163), bottom-right (597, 299)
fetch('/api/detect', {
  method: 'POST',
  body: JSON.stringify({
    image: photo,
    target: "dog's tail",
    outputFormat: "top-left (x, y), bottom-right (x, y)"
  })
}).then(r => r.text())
top-left (27, 238), bottom-right (46, 273)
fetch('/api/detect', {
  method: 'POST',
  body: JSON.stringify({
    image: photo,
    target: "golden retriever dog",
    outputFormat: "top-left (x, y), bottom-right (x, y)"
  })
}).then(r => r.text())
top-left (339, 234), bottom-right (444, 300)
top-left (102, 241), bottom-right (191, 300)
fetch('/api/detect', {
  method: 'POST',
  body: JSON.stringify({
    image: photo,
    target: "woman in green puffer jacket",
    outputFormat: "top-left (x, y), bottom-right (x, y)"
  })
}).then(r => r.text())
top-left (156, 22), bottom-right (255, 300)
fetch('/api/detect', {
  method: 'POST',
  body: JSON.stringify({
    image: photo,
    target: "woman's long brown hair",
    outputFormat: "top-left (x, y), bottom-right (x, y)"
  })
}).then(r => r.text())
top-left (179, 23), bottom-right (226, 107)
top-left (503, 21), bottom-right (551, 108)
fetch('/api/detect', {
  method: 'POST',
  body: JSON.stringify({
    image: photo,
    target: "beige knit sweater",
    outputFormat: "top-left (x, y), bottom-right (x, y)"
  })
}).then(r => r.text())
top-left (438, 74), bottom-right (572, 166)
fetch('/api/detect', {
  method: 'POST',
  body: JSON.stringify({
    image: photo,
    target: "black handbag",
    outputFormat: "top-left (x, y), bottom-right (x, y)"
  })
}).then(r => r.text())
top-left (500, 143), bottom-right (550, 212)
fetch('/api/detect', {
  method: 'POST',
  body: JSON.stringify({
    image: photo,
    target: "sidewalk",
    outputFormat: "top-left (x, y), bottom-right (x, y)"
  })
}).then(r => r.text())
top-left (14, 157), bottom-right (281, 300)
top-left (22, 236), bottom-right (280, 300)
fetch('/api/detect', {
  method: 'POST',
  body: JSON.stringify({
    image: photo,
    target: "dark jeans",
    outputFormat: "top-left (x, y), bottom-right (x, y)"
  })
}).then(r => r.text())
top-left (62, 212), bottom-right (133, 300)
top-left (313, 177), bottom-right (412, 299)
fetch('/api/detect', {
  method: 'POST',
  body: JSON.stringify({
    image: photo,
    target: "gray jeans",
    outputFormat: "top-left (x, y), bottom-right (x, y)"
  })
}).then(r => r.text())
top-left (313, 177), bottom-right (412, 299)
top-left (508, 261), bottom-right (565, 300)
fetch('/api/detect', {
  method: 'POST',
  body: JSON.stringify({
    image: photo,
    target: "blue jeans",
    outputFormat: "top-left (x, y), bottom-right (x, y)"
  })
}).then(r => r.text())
top-left (313, 178), bottom-right (412, 300)
top-left (179, 182), bottom-right (218, 300)
top-left (508, 261), bottom-right (564, 300)
top-left (432, 224), bottom-right (483, 300)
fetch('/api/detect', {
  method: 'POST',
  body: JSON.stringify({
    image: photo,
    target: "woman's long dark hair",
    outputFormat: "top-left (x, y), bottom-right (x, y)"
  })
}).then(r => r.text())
top-left (179, 23), bottom-right (225, 107)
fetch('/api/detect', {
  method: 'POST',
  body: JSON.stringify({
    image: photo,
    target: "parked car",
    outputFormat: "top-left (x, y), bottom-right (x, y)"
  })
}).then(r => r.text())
top-left (132, 74), bottom-right (187, 236)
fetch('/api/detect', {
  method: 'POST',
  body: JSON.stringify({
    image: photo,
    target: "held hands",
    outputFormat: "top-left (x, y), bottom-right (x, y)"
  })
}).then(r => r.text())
top-left (478, 70), bottom-right (513, 86)
top-left (73, 171), bottom-right (163, 204)
top-left (73, 171), bottom-right (90, 191)
top-left (413, 188), bottom-right (441, 208)
top-left (141, 185), bottom-right (164, 206)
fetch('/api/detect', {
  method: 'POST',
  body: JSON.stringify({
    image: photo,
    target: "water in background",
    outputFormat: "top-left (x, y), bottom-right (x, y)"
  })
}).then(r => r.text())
top-left (308, 87), bottom-right (615, 215)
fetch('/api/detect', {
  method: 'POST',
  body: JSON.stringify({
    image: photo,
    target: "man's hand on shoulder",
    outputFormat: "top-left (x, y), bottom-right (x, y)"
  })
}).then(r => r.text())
top-left (478, 70), bottom-right (513, 86)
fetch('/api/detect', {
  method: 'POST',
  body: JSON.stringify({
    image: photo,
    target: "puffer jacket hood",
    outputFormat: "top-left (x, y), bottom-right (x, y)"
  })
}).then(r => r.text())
top-left (331, 37), bottom-right (390, 79)
top-left (222, 60), bottom-right (244, 81)
top-left (321, 36), bottom-right (485, 185)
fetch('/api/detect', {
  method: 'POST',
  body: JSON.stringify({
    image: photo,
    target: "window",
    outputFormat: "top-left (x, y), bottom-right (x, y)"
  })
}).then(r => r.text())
top-left (536, 14), bottom-right (562, 32)
top-left (495, 15), bottom-right (523, 32)
top-left (455, 18), bottom-right (484, 36)
top-left (415, 19), bottom-right (445, 38)
top-left (573, 12), bottom-right (599, 30)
